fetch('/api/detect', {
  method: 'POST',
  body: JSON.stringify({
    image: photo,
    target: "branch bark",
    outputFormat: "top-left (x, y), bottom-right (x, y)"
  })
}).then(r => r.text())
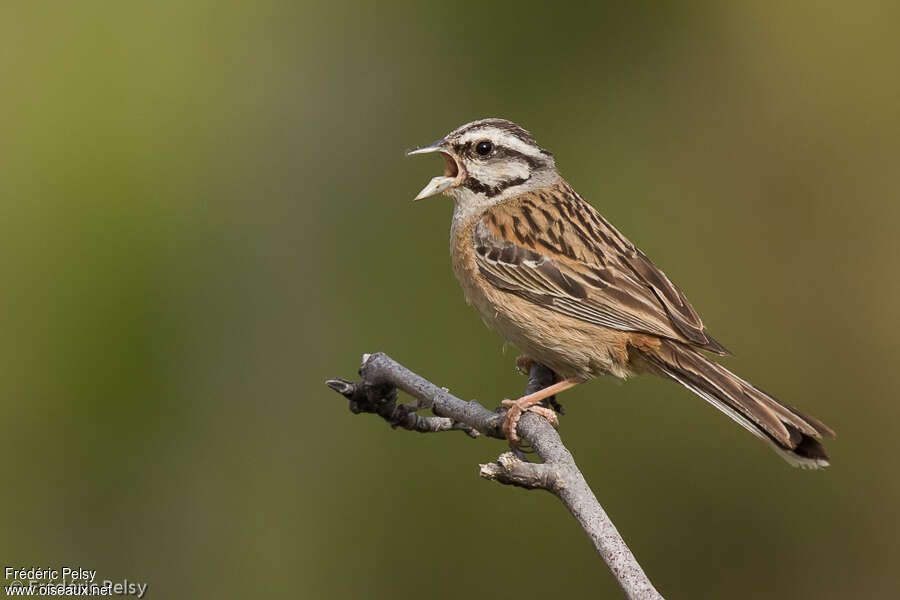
top-left (326, 352), bottom-right (664, 600)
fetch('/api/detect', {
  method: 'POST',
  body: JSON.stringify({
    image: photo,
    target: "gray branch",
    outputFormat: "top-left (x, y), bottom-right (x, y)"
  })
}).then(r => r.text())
top-left (326, 352), bottom-right (664, 600)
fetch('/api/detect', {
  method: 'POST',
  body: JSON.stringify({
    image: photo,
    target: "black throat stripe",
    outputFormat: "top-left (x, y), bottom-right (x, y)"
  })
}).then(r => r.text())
top-left (463, 175), bottom-right (530, 198)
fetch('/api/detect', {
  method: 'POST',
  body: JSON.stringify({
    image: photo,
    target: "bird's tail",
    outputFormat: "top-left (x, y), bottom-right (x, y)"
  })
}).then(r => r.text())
top-left (637, 339), bottom-right (836, 469)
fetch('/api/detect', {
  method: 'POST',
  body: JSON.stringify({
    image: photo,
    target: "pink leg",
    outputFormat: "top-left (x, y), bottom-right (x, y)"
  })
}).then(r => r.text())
top-left (501, 378), bottom-right (582, 448)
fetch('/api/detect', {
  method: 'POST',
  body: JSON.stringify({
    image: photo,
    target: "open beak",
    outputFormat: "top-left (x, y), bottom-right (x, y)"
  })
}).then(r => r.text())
top-left (406, 139), bottom-right (461, 201)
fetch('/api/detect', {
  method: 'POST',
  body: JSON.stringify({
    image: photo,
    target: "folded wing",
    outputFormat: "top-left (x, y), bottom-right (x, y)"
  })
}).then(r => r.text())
top-left (472, 185), bottom-right (729, 354)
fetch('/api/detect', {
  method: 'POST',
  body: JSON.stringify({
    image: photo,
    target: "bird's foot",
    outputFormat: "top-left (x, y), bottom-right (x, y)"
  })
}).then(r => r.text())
top-left (501, 398), bottom-right (559, 449)
top-left (499, 377), bottom-right (582, 448)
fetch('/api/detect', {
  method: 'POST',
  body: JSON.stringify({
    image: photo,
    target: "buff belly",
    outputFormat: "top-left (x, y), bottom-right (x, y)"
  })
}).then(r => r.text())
top-left (464, 278), bottom-right (638, 381)
top-left (450, 211), bottom-right (651, 381)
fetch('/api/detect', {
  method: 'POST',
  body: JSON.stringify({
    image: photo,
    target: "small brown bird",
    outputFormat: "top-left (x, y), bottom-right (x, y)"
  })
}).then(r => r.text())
top-left (408, 118), bottom-right (835, 468)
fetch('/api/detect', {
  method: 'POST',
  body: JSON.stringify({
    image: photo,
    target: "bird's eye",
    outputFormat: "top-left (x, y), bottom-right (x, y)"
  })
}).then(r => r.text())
top-left (475, 140), bottom-right (493, 156)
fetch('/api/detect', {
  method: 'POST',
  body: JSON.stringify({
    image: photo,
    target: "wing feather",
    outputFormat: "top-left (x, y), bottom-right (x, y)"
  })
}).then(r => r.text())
top-left (473, 184), bottom-right (729, 354)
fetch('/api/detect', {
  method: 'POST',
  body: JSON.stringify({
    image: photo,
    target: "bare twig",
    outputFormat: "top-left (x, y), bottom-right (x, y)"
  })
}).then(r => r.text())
top-left (326, 352), bottom-right (664, 600)
top-left (325, 378), bottom-right (479, 437)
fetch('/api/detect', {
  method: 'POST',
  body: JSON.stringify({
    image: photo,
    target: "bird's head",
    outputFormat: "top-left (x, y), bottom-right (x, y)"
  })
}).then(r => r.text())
top-left (407, 118), bottom-right (559, 204)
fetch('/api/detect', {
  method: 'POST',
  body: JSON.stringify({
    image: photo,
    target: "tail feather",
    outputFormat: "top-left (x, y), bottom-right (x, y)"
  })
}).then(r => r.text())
top-left (639, 339), bottom-right (835, 469)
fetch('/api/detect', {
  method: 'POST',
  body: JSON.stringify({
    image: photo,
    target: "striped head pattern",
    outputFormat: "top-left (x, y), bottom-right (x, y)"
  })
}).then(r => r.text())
top-left (407, 119), bottom-right (560, 206)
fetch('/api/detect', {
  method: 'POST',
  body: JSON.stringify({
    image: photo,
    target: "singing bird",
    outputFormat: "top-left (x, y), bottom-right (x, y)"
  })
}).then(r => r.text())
top-left (407, 118), bottom-right (834, 468)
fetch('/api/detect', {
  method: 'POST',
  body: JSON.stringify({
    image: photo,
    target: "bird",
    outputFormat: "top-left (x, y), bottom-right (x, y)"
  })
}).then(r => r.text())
top-left (407, 118), bottom-right (835, 468)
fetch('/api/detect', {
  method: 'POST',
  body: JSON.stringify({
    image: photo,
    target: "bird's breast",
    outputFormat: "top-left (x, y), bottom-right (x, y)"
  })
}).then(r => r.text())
top-left (449, 216), bottom-right (483, 309)
top-left (447, 201), bottom-right (637, 381)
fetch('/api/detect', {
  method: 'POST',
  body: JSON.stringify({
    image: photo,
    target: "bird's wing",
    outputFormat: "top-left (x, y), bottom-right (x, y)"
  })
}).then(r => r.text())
top-left (472, 183), bottom-right (728, 354)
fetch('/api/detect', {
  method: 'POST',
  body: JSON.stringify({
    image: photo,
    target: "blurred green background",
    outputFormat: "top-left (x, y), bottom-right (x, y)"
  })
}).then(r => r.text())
top-left (2, 1), bottom-right (898, 598)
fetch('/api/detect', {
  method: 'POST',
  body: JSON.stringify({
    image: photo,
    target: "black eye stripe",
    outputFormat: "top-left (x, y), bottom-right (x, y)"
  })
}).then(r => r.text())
top-left (452, 141), bottom-right (547, 170)
top-left (491, 146), bottom-right (547, 169)
top-left (452, 141), bottom-right (472, 154)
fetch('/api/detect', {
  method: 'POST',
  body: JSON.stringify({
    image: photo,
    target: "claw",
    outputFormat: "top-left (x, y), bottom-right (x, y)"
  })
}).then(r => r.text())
top-left (498, 377), bottom-right (581, 449)
top-left (501, 399), bottom-right (559, 449)
top-left (526, 405), bottom-right (559, 428)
